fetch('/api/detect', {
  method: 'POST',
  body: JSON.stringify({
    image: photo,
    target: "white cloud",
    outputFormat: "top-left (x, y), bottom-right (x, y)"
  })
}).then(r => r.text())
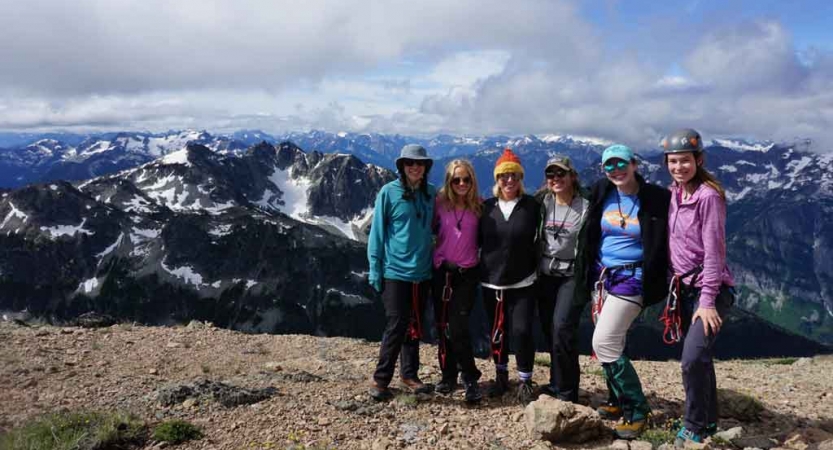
top-left (0, 2), bottom-right (832, 151)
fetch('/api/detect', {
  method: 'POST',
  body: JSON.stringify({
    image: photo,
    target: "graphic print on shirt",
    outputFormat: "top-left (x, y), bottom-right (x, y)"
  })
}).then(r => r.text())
top-left (602, 210), bottom-right (639, 235)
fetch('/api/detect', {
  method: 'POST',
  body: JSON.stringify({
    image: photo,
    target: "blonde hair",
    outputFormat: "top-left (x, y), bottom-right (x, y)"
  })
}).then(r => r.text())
top-left (438, 159), bottom-right (482, 216)
top-left (493, 176), bottom-right (525, 199)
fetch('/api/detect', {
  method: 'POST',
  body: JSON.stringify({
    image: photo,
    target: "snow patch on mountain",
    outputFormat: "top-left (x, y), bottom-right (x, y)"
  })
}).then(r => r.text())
top-left (713, 139), bottom-right (775, 153)
top-left (257, 167), bottom-right (312, 220)
top-left (96, 233), bottom-right (124, 258)
top-left (726, 187), bottom-right (752, 202)
top-left (719, 165), bottom-right (738, 173)
top-left (326, 288), bottom-right (371, 306)
top-left (1, 202), bottom-right (28, 229)
top-left (160, 149), bottom-right (191, 166)
top-left (40, 219), bottom-right (94, 239)
top-left (161, 258), bottom-right (205, 287)
top-left (77, 277), bottom-right (100, 295)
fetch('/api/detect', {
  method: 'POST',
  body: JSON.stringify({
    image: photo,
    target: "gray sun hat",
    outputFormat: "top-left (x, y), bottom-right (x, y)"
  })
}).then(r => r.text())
top-left (395, 144), bottom-right (433, 172)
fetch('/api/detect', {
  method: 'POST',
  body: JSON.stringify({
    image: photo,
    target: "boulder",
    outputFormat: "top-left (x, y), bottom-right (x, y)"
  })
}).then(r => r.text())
top-left (524, 396), bottom-right (606, 443)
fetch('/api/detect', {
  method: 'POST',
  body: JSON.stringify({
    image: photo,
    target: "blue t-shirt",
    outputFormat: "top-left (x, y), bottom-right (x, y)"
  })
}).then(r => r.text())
top-left (598, 190), bottom-right (643, 281)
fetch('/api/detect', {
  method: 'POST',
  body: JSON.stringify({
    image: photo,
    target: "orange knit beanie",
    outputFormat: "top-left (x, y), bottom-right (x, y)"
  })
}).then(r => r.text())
top-left (493, 148), bottom-right (524, 180)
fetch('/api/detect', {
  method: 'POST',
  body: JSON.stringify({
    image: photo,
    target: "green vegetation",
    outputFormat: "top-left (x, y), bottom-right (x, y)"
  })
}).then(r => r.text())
top-left (534, 355), bottom-right (550, 367)
top-left (737, 285), bottom-right (833, 344)
top-left (0, 411), bottom-right (144, 450)
top-left (152, 419), bottom-right (203, 444)
top-left (739, 357), bottom-right (798, 366)
top-left (585, 367), bottom-right (605, 378)
top-left (395, 394), bottom-right (419, 407)
top-left (640, 427), bottom-right (676, 447)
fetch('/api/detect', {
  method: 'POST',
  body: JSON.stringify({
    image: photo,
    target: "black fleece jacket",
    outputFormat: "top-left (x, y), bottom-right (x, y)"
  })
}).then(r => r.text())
top-left (479, 194), bottom-right (542, 286)
top-left (574, 174), bottom-right (671, 308)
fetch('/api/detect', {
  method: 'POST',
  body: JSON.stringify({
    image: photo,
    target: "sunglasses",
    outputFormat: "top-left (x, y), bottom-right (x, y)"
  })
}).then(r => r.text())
top-left (451, 176), bottom-right (471, 186)
top-left (603, 159), bottom-right (629, 173)
top-left (497, 172), bottom-right (520, 182)
top-left (402, 159), bottom-right (427, 167)
top-left (545, 169), bottom-right (569, 179)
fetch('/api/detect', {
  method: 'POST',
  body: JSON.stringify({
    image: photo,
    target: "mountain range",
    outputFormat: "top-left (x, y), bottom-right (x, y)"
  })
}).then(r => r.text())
top-left (0, 129), bottom-right (830, 353)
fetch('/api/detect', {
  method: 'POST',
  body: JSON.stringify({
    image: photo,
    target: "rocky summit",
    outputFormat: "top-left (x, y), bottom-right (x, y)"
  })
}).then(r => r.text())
top-left (1, 320), bottom-right (832, 450)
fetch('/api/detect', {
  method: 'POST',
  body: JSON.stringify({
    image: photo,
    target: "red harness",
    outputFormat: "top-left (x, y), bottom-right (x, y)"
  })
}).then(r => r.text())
top-left (490, 289), bottom-right (506, 361)
top-left (406, 282), bottom-right (422, 341)
top-left (437, 272), bottom-right (453, 369)
top-left (659, 266), bottom-right (703, 345)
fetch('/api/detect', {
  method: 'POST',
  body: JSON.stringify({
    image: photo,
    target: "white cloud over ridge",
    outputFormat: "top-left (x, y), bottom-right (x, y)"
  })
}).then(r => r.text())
top-left (1, 0), bottom-right (832, 150)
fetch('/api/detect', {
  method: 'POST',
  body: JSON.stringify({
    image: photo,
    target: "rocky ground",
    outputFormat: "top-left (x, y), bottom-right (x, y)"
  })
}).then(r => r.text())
top-left (1, 320), bottom-right (832, 450)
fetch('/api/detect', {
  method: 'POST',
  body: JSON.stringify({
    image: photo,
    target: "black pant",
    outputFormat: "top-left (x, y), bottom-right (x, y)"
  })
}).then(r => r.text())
top-left (482, 284), bottom-right (536, 373)
top-left (372, 278), bottom-right (430, 387)
top-left (680, 284), bottom-right (735, 434)
top-left (537, 274), bottom-right (582, 402)
top-left (432, 266), bottom-right (482, 384)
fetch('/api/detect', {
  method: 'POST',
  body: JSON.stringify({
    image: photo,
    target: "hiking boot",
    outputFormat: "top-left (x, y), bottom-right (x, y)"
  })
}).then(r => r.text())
top-left (539, 384), bottom-right (558, 398)
top-left (674, 427), bottom-right (703, 448)
top-left (435, 378), bottom-right (458, 395)
top-left (517, 379), bottom-right (535, 406)
top-left (401, 378), bottom-right (434, 395)
top-left (705, 423), bottom-right (718, 436)
top-left (368, 383), bottom-right (393, 402)
top-left (464, 382), bottom-right (482, 404)
top-left (486, 371), bottom-right (509, 398)
top-left (596, 402), bottom-right (623, 420)
top-left (614, 418), bottom-right (647, 440)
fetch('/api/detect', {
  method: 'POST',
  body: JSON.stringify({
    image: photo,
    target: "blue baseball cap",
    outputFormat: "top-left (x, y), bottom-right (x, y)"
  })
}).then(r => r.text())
top-left (601, 144), bottom-right (634, 164)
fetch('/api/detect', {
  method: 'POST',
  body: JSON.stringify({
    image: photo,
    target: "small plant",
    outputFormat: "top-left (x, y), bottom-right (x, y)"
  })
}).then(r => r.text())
top-left (640, 427), bottom-right (676, 447)
top-left (395, 394), bottom-right (419, 407)
top-left (585, 367), bottom-right (604, 378)
top-left (153, 419), bottom-right (203, 444)
top-left (739, 357), bottom-right (798, 366)
top-left (201, 364), bottom-right (211, 374)
top-left (534, 355), bottom-right (551, 367)
top-left (0, 410), bottom-right (144, 450)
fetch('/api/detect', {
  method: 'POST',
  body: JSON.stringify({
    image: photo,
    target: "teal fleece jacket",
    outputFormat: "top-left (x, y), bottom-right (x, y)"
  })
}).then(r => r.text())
top-left (367, 179), bottom-right (436, 291)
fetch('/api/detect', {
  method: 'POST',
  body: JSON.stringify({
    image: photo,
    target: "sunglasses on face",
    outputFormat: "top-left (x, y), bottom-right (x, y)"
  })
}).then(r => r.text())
top-left (451, 176), bottom-right (471, 186)
top-left (603, 159), bottom-right (629, 173)
top-left (402, 159), bottom-right (427, 167)
top-left (545, 169), bottom-right (569, 179)
top-left (497, 172), bottom-right (520, 182)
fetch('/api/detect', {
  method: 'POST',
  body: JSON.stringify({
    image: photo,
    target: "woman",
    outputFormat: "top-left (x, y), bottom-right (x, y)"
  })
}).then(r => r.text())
top-left (367, 144), bottom-right (436, 401)
top-left (534, 155), bottom-right (588, 403)
top-left (432, 159), bottom-right (483, 404)
top-left (662, 129), bottom-right (735, 447)
top-left (479, 148), bottom-right (542, 406)
top-left (574, 144), bottom-right (670, 439)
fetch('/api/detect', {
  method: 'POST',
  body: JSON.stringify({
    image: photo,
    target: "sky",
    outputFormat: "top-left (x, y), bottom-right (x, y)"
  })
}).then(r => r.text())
top-left (1, 0), bottom-right (832, 149)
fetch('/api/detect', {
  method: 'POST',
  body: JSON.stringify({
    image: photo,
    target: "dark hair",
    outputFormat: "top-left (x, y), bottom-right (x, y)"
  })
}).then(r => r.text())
top-left (398, 167), bottom-right (432, 201)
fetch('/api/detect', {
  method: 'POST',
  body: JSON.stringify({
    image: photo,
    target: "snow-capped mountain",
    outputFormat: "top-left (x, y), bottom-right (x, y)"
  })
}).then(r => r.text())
top-left (0, 141), bottom-right (394, 336)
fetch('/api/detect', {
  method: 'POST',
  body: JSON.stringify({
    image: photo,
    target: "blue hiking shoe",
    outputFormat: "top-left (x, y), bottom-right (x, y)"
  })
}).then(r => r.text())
top-left (705, 422), bottom-right (718, 436)
top-left (674, 427), bottom-right (704, 448)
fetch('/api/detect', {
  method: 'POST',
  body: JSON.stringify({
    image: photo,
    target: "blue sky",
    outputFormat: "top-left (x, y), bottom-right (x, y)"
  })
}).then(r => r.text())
top-left (0, 0), bottom-right (832, 149)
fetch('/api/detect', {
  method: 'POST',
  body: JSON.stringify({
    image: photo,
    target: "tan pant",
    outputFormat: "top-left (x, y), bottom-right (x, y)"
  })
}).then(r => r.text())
top-left (591, 291), bottom-right (643, 363)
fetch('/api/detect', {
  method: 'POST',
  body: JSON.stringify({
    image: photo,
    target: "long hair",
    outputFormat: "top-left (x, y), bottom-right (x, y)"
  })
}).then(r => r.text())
top-left (493, 177), bottom-right (525, 199)
top-left (397, 164), bottom-right (432, 202)
top-left (437, 159), bottom-right (482, 216)
top-left (665, 153), bottom-right (726, 201)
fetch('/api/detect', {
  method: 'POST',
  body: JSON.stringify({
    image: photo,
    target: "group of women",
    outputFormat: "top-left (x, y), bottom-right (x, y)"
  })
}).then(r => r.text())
top-left (365, 128), bottom-right (734, 445)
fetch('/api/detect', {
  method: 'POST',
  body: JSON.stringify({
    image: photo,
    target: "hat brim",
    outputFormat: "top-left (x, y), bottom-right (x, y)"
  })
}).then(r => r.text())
top-left (602, 154), bottom-right (632, 164)
top-left (395, 155), bottom-right (432, 165)
top-left (545, 162), bottom-right (573, 172)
